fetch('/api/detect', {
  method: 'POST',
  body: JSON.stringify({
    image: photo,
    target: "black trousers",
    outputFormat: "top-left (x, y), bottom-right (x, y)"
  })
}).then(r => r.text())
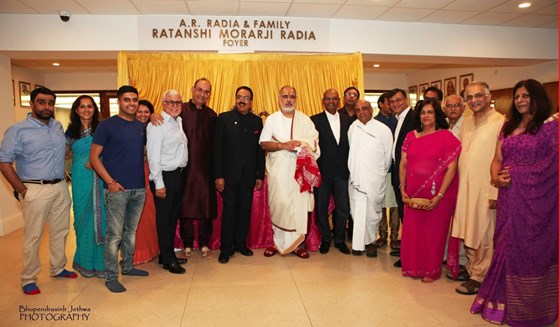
top-left (151, 168), bottom-right (185, 265)
top-left (314, 177), bottom-right (350, 244)
top-left (219, 178), bottom-right (255, 256)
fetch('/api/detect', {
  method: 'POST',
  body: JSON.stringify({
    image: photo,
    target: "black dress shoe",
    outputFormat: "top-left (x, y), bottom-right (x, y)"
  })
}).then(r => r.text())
top-left (319, 241), bottom-right (330, 254)
top-left (351, 249), bottom-right (365, 256)
top-left (235, 248), bottom-right (254, 256)
top-left (335, 243), bottom-right (351, 255)
top-left (163, 261), bottom-right (186, 274)
top-left (389, 250), bottom-right (401, 257)
top-left (176, 258), bottom-right (188, 264)
top-left (393, 259), bottom-right (402, 268)
top-left (218, 252), bottom-right (230, 264)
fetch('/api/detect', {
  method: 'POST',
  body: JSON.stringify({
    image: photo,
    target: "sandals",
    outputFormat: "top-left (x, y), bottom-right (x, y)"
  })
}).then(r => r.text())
top-left (455, 279), bottom-right (481, 295)
top-left (264, 247), bottom-right (278, 257)
top-left (184, 247), bottom-right (193, 259)
top-left (201, 246), bottom-right (210, 259)
top-left (292, 247), bottom-right (309, 259)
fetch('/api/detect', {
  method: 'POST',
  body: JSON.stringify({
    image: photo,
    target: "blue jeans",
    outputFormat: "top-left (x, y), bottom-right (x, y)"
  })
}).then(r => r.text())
top-left (103, 189), bottom-right (146, 281)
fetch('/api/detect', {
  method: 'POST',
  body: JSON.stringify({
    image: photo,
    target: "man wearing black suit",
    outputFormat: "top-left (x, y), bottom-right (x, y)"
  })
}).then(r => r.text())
top-left (214, 86), bottom-right (265, 264)
top-left (311, 89), bottom-right (353, 255)
top-left (389, 88), bottom-right (416, 268)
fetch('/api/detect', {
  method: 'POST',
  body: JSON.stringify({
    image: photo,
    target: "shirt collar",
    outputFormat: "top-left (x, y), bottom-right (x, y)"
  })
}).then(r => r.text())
top-left (27, 113), bottom-right (53, 127)
top-left (396, 107), bottom-right (411, 120)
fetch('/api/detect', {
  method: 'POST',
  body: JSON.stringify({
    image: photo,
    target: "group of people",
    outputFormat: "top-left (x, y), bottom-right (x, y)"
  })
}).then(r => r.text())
top-left (0, 77), bottom-right (557, 326)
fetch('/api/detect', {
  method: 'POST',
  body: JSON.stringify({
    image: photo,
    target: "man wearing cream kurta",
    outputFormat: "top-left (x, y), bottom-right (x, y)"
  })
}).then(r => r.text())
top-left (451, 81), bottom-right (504, 295)
top-left (259, 85), bottom-right (320, 258)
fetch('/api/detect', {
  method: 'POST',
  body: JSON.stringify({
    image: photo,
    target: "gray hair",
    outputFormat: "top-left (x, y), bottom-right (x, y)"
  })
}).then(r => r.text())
top-left (466, 81), bottom-right (490, 94)
top-left (443, 94), bottom-right (463, 107)
top-left (162, 89), bottom-right (181, 101)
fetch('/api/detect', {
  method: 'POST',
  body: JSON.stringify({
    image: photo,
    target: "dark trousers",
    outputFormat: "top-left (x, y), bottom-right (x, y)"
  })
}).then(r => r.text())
top-left (314, 177), bottom-right (350, 245)
top-left (392, 163), bottom-right (405, 221)
top-left (219, 179), bottom-right (254, 256)
top-left (151, 168), bottom-right (185, 265)
top-left (179, 217), bottom-right (213, 248)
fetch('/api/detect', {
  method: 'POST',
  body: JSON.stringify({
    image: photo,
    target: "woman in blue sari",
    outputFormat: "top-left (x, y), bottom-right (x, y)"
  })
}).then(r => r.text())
top-left (66, 95), bottom-right (106, 278)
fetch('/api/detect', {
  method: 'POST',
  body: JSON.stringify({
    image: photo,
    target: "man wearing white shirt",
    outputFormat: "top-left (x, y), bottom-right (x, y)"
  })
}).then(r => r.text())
top-left (389, 88), bottom-right (416, 267)
top-left (347, 100), bottom-right (392, 257)
top-left (311, 89), bottom-right (353, 255)
top-left (147, 89), bottom-right (189, 274)
top-left (443, 95), bottom-right (465, 139)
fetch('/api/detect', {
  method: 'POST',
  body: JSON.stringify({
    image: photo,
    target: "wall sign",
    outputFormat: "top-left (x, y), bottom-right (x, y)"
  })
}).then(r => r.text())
top-left (138, 16), bottom-right (328, 51)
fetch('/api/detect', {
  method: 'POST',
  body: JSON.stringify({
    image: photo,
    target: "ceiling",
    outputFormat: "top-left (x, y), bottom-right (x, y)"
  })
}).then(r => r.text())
top-left (2, 0), bottom-right (558, 74)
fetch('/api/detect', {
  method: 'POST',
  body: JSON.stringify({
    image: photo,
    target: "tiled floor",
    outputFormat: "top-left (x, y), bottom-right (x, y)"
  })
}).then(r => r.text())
top-left (0, 225), bottom-right (505, 327)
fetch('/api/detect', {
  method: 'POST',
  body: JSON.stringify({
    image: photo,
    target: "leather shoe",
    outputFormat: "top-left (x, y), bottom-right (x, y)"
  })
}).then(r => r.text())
top-left (393, 259), bottom-right (402, 268)
top-left (319, 241), bottom-right (330, 254)
top-left (163, 261), bottom-right (186, 274)
top-left (335, 243), bottom-right (351, 255)
top-left (366, 244), bottom-right (377, 258)
top-left (351, 249), bottom-right (364, 256)
top-left (235, 248), bottom-right (253, 256)
top-left (159, 257), bottom-right (187, 265)
top-left (218, 252), bottom-right (230, 264)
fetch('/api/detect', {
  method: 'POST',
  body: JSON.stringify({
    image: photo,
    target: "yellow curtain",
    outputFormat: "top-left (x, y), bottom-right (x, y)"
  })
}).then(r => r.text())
top-left (117, 51), bottom-right (363, 116)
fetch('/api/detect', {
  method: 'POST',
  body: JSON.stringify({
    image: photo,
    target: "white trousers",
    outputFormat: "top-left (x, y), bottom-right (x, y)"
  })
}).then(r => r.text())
top-left (350, 190), bottom-right (382, 251)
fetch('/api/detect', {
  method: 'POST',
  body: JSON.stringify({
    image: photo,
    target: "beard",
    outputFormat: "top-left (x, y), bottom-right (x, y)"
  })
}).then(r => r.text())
top-left (281, 106), bottom-right (295, 113)
top-left (34, 109), bottom-right (54, 121)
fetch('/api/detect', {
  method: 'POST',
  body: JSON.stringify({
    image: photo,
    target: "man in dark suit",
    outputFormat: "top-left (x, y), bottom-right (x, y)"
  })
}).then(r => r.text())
top-left (214, 86), bottom-right (265, 264)
top-left (389, 88), bottom-right (416, 268)
top-left (311, 89), bottom-right (353, 255)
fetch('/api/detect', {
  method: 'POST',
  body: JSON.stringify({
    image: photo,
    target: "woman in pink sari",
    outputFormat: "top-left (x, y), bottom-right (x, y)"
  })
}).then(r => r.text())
top-left (399, 99), bottom-right (461, 283)
top-left (471, 79), bottom-right (558, 326)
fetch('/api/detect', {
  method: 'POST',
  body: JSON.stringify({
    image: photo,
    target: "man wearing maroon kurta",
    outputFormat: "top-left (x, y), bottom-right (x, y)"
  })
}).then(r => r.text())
top-left (179, 78), bottom-right (217, 258)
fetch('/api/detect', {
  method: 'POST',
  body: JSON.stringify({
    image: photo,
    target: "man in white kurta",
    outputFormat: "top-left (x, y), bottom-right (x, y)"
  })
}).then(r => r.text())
top-left (348, 100), bottom-right (393, 257)
top-left (259, 86), bottom-right (320, 257)
top-left (451, 82), bottom-right (505, 294)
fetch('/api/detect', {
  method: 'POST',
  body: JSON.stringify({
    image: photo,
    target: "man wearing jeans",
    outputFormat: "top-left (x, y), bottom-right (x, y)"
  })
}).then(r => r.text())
top-left (90, 85), bottom-right (148, 292)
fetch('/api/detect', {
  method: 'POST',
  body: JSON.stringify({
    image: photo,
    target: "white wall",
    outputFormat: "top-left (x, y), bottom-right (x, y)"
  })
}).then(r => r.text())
top-left (11, 67), bottom-right (45, 125)
top-left (407, 61), bottom-right (558, 91)
top-left (45, 72), bottom-right (117, 91)
top-left (0, 56), bottom-right (24, 235)
top-left (364, 72), bottom-right (407, 91)
top-left (0, 14), bottom-right (556, 61)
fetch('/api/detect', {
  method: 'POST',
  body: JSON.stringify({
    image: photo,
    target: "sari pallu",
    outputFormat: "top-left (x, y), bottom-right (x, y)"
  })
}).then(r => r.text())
top-left (68, 132), bottom-right (106, 278)
top-left (400, 130), bottom-right (461, 280)
top-left (471, 120), bottom-right (558, 326)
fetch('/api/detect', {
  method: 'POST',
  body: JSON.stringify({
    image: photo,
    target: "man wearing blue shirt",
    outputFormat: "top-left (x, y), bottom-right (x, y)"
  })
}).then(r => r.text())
top-left (0, 87), bottom-right (77, 295)
top-left (90, 85), bottom-right (149, 293)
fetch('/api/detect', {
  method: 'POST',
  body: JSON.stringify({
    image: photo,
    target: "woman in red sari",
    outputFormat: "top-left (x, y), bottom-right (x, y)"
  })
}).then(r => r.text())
top-left (399, 99), bottom-right (461, 283)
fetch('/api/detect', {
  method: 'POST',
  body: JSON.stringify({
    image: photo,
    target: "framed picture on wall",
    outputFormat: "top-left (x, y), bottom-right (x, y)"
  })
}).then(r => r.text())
top-left (419, 83), bottom-right (429, 99)
top-left (431, 80), bottom-right (442, 90)
top-left (408, 85), bottom-right (418, 107)
top-left (459, 73), bottom-right (474, 98)
top-left (12, 80), bottom-right (15, 106)
top-left (19, 81), bottom-right (31, 107)
top-left (444, 77), bottom-right (457, 97)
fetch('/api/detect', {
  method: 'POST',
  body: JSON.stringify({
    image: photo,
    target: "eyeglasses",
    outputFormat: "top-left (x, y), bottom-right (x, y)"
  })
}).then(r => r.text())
top-left (445, 103), bottom-right (463, 109)
top-left (281, 95), bottom-right (296, 100)
top-left (236, 95), bottom-right (251, 101)
top-left (195, 87), bottom-right (211, 95)
top-left (389, 98), bottom-right (404, 104)
top-left (465, 93), bottom-right (487, 101)
top-left (163, 100), bottom-right (183, 106)
top-left (513, 93), bottom-right (530, 101)
top-left (345, 93), bottom-right (358, 97)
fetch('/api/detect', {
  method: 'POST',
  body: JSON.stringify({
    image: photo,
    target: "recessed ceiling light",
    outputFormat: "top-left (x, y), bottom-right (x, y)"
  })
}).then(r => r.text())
top-left (518, 2), bottom-right (531, 8)
top-left (52, 62), bottom-right (60, 66)
top-left (373, 64), bottom-right (380, 68)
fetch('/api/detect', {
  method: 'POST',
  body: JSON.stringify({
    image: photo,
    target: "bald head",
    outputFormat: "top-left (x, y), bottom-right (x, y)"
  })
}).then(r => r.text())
top-left (355, 99), bottom-right (373, 124)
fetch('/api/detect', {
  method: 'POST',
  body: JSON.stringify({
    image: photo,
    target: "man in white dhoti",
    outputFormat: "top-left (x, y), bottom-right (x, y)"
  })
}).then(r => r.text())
top-left (348, 100), bottom-right (393, 258)
top-left (259, 86), bottom-right (320, 259)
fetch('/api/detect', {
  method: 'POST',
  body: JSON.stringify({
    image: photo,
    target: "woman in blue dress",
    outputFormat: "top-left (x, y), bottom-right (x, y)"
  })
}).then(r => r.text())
top-left (66, 95), bottom-right (106, 278)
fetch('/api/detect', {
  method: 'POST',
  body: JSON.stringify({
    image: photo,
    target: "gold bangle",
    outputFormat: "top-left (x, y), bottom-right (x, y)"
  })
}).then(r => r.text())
top-left (107, 179), bottom-right (116, 186)
top-left (437, 193), bottom-right (444, 198)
